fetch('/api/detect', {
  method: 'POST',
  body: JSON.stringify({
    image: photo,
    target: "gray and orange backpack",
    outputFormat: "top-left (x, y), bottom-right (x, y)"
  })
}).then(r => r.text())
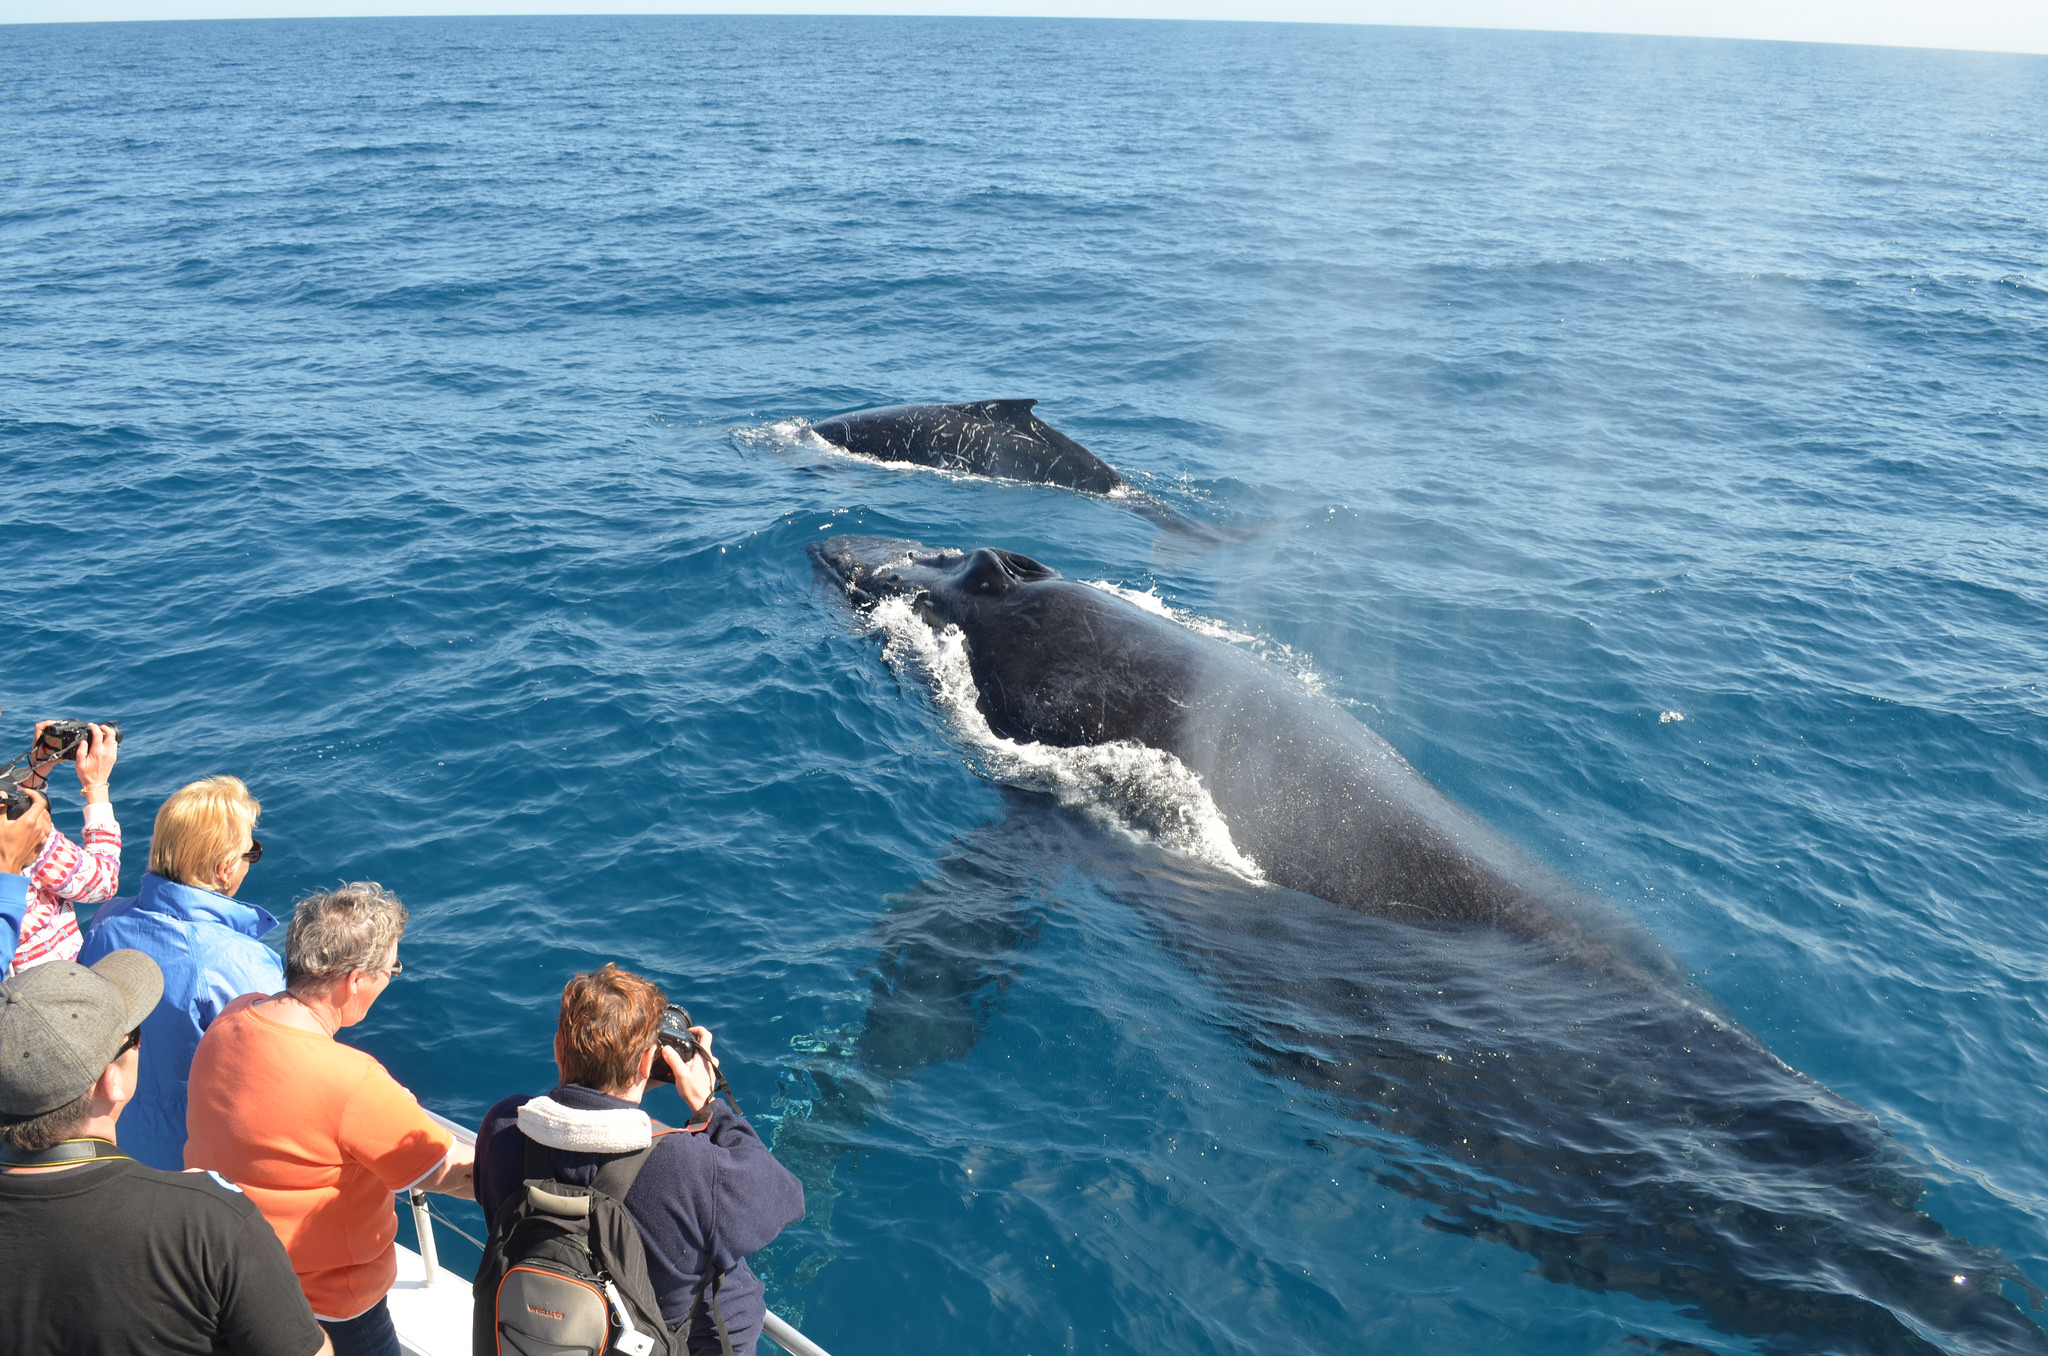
top-left (472, 1135), bottom-right (731, 1356)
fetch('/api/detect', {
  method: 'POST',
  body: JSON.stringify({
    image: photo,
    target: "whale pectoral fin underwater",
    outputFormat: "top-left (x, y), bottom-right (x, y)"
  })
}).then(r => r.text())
top-left (773, 796), bottom-right (1058, 1230)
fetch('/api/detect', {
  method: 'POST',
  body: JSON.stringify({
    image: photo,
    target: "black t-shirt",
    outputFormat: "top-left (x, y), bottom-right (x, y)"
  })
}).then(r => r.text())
top-left (0, 1156), bottom-right (325, 1356)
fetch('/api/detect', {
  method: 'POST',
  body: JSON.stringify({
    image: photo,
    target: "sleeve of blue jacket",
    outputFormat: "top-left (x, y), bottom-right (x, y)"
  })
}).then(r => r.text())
top-left (0, 873), bottom-right (27, 977)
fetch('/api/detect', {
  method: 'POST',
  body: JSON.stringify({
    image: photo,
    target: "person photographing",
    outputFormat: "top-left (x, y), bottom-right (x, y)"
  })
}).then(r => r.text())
top-left (474, 964), bottom-right (804, 1356)
top-left (1, 716), bottom-right (123, 973)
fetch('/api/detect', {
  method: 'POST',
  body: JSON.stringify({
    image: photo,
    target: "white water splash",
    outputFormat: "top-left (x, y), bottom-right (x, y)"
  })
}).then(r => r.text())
top-left (733, 415), bottom-right (964, 479)
top-left (1083, 581), bottom-right (1327, 695)
top-left (731, 416), bottom-right (1043, 488)
top-left (863, 594), bottom-right (1264, 882)
top-left (730, 416), bottom-right (832, 455)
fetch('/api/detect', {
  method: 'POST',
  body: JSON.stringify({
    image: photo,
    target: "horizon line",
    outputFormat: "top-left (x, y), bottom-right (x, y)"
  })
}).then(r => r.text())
top-left (4, 7), bottom-right (2047, 59)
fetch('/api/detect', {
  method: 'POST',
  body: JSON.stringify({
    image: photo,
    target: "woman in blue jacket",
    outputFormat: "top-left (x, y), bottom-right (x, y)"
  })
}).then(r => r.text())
top-left (80, 774), bottom-right (280, 1170)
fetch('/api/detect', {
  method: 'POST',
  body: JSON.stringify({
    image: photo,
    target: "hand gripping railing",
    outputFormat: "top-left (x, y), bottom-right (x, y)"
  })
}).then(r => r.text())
top-left (405, 1109), bottom-right (834, 1356)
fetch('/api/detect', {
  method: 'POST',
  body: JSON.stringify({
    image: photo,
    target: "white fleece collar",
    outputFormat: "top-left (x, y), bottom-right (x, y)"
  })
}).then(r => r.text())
top-left (517, 1095), bottom-right (652, 1154)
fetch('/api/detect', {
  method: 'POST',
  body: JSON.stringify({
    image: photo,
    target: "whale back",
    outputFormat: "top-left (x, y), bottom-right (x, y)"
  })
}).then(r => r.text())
top-left (935, 563), bottom-right (1662, 967)
top-left (954, 574), bottom-right (1203, 751)
top-left (817, 535), bottom-right (1671, 967)
top-left (813, 400), bottom-right (1129, 495)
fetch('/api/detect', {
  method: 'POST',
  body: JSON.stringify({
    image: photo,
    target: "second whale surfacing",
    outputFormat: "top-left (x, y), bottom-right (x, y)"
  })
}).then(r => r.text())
top-left (807, 534), bottom-right (2047, 1356)
top-left (811, 400), bottom-right (1129, 495)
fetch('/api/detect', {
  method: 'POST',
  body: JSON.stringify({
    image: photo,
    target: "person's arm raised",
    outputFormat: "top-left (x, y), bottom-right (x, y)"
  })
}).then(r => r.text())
top-left (23, 723), bottom-right (57, 792)
top-left (656, 1029), bottom-right (718, 1118)
top-left (70, 722), bottom-right (118, 806)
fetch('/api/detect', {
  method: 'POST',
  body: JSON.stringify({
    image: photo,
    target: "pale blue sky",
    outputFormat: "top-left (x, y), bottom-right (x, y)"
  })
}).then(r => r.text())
top-left (4, 0), bottom-right (2046, 56)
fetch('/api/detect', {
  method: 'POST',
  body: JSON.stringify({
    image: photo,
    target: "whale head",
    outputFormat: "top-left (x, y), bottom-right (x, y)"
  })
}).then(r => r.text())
top-left (811, 535), bottom-right (1058, 625)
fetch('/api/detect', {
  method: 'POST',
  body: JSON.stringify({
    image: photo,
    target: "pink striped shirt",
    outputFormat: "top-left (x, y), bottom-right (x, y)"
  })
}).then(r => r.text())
top-left (12, 803), bottom-right (122, 971)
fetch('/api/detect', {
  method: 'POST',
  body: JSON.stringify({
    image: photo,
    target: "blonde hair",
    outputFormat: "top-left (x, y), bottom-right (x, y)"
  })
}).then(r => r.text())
top-left (148, 776), bottom-right (261, 888)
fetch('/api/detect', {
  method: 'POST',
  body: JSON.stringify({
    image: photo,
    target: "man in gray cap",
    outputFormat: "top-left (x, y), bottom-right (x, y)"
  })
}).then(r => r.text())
top-left (0, 949), bottom-right (332, 1356)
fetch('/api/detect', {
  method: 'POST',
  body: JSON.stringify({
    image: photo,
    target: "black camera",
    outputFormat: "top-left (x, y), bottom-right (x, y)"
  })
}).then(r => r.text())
top-left (648, 1004), bottom-right (702, 1082)
top-left (35, 720), bottom-right (121, 762)
top-left (647, 1002), bottom-right (743, 1116)
top-left (2, 767), bottom-right (37, 821)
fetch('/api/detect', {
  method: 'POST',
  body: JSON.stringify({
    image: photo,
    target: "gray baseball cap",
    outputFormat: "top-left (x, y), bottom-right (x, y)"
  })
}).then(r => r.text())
top-left (0, 951), bottom-right (164, 1118)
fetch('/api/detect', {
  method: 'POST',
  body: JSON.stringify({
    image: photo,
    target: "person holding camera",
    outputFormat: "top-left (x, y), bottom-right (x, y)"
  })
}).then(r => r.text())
top-left (186, 882), bottom-right (474, 1356)
top-left (80, 774), bottom-right (283, 1170)
top-left (474, 963), bottom-right (804, 1356)
top-left (0, 948), bottom-right (332, 1356)
top-left (6, 717), bottom-right (123, 973)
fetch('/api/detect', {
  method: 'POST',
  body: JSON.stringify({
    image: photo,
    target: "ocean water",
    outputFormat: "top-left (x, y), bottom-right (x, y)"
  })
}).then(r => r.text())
top-left (5, 14), bottom-right (2048, 1354)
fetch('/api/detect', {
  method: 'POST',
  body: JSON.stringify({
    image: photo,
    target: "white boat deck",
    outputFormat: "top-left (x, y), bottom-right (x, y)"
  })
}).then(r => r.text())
top-left (387, 1241), bottom-right (472, 1356)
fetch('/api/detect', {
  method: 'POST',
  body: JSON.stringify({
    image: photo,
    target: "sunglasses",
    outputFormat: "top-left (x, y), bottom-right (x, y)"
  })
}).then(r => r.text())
top-left (241, 839), bottom-right (263, 864)
top-left (117, 1027), bottom-right (141, 1056)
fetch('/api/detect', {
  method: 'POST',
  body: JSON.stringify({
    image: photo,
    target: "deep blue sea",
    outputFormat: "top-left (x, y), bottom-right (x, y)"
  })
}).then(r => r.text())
top-left (5, 15), bottom-right (2047, 1355)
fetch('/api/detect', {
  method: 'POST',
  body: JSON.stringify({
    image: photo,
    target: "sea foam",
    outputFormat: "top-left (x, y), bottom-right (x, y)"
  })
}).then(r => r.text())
top-left (863, 594), bottom-right (1264, 882)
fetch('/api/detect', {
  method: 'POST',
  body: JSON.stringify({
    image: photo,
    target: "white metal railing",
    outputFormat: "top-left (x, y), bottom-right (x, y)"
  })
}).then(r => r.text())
top-left (761, 1311), bottom-right (833, 1356)
top-left (403, 1109), bottom-right (832, 1356)
top-left (409, 1110), bottom-right (475, 1287)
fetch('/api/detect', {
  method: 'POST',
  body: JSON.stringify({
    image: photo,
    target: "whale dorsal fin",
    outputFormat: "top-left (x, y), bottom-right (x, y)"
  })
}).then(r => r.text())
top-left (975, 399), bottom-right (1040, 429)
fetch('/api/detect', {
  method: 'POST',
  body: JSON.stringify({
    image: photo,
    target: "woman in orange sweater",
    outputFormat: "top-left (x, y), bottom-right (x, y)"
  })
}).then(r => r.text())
top-left (186, 882), bottom-right (474, 1356)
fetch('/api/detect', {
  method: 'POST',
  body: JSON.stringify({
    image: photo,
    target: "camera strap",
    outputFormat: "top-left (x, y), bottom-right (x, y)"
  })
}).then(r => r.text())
top-left (0, 1137), bottom-right (130, 1167)
top-left (676, 1262), bottom-right (735, 1356)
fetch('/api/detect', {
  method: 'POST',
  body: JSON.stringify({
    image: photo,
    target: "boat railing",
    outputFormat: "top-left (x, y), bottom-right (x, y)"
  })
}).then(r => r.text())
top-left (402, 1108), bottom-right (832, 1356)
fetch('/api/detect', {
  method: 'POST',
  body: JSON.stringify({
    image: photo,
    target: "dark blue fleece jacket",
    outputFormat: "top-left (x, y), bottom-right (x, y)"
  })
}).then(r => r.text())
top-left (476, 1083), bottom-right (804, 1356)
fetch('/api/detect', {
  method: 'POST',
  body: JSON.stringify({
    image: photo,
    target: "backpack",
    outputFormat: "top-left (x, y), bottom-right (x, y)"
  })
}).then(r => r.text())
top-left (473, 1133), bottom-right (733, 1356)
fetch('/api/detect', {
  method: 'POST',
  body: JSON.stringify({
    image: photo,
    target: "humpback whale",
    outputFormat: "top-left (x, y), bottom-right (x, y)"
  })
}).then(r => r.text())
top-left (814, 535), bottom-right (1661, 968)
top-left (804, 534), bottom-right (2048, 1356)
top-left (811, 401), bottom-right (1129, 496)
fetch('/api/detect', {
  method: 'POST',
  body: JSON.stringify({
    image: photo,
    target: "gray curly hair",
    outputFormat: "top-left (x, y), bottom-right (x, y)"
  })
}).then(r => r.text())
top-left (284, 881), bottom-right (409, 990)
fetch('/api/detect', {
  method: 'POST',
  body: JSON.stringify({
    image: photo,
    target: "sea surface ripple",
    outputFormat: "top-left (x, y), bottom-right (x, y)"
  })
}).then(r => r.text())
top-left (3, 16), bottom-right (2046, 1355)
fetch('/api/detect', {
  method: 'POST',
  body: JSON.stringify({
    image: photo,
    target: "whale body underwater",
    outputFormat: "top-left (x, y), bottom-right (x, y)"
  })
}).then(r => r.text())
top-left (808, 534), bottom-right (2048, 1356)
top-left (811, 400), bottom-right (1129, 495)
